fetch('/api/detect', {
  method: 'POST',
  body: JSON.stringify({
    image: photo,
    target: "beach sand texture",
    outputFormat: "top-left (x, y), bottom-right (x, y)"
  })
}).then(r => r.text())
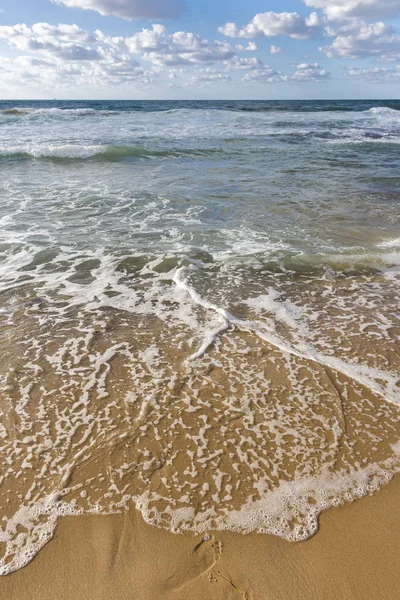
top-left (1, 475), bottom-right (400, 600)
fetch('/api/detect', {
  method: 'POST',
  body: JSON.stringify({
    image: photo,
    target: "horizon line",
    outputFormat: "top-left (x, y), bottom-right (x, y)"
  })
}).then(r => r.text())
top-left (0, 98), bottom-right (399, 102)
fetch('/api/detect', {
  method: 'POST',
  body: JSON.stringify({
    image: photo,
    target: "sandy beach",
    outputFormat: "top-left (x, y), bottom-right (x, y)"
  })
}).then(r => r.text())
top-left (2, 475), bottom-right (399, 600)
top-left (1, 99), bottom-right (400, 597)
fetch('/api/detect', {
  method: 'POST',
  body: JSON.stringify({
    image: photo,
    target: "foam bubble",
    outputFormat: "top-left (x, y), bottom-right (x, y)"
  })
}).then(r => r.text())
top-left (0, 495), bottom-right (83, 576)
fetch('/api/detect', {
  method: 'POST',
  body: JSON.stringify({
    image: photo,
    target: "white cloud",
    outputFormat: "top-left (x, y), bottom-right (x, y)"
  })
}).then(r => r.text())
top-left (0, 52), bottom-right (153, 91)
top-left (290, 62), bottom-right (331, 81)
top-left (0, 55), bottom-right (58, 87)
top-left (0, 22), bottom-right (237, 69)
top-left (305, 12), bottom-right (323, 27)
top-left (320, 21), bottom-right (400, 60)
top-left (167, 67), bottom-right (232, 87)
top-left (270, 45), bottom-right (283, 54)
top-left (303, 0), bottom-right (400, 21)
top-left (0, 22), bottom-right (160, 92)
top-left (236, 41), bottom-right (261, 52)
top-left (242, 61), bottom-right (331, 84)
top-left (122, 25), bottom-right (236, 66)
top-left (52, 0), bottom-right (186, 20)
top-left (243, 64), bottom-right (286, 83)
top-left (227, 56), bottom-right (262, 70)
top-left (345, 64), bottom-right (400, 80)
top-left (218, 12), bottom-right (316, 40)
top-left (186, 68), bottom-right (232, 87)
top-left (0, 20), bottom-right (257, 93)
top-left (0, 23), bottom-right (101, 60)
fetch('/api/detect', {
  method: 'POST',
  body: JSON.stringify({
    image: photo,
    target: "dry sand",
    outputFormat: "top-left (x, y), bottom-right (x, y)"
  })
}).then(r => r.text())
top-left (1, 476), bottom-right (400, 600)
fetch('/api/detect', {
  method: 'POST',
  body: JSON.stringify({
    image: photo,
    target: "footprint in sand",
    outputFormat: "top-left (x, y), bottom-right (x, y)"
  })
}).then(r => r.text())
top-left (164, 534), bottom-right (222, 592)
top-left (165, 536), bottom-right (250, 599)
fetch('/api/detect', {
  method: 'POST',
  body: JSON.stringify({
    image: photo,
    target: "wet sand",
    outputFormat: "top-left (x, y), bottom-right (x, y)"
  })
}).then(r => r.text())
top-left (1, 475), bottom-right (400, 600)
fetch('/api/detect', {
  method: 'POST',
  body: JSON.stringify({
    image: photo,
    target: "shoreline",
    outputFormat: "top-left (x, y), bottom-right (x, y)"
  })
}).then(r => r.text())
top-left (2, 475), bottom-right (400, 600)
top-left (1, 97), bottom-right (399, 599)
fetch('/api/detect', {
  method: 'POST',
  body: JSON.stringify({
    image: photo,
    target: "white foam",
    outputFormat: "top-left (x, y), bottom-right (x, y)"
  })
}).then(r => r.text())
top-left (131, 450), bottom-right (400, 541)
top-left (377, 238), bottom-right (400, 249)
top-left (0, 144), bottom-right (108, 159)
top-left (173, 265), bottom-right (235, 360)
top-left (214, 461), bottom-right (398, 540)
top-left (0, 494), bottom-right (82, 576)
top-left (243, 290), bottom-right (303, 329)
top-left (173, 264), bottom-right (400, 406)
top-left (368, 106), bottom-right (400, 116)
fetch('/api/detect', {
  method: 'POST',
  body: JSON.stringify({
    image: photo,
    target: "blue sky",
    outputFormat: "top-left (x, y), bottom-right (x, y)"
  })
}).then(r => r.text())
top-left (0, 0), bottom-right (399, 99)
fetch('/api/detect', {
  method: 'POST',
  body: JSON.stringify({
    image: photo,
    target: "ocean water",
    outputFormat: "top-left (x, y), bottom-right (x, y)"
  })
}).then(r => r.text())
top-left (0, 99), bottom-right (400, 574)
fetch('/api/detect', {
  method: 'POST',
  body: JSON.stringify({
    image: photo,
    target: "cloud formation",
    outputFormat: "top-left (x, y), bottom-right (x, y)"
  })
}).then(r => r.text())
top-left (236, 42), bottom-right (261, 52)
top-left (52, 0), bottom-right (186, 20)
top-left (0, 21), bottom-right (249, 92)
top-left (345, 65), bottom-right (400, 81)
top-left (290, 62), bottom-right (331, 81)
top-left (304, 0), bottom-right (400, 21)
top-left (0, 1), bottom-right (397, 95)
top-left (320, 21), bottom-right (400, 60)
top-left (226, 56), bottom-right (262, 70)
top-left (242, 62), bottom-right (331, 83)
top-left (0, 22), bottom-right (238, 69)
top-left (218, 2), bottom-right (400, 70)
top-left (0, 23), bottom-right (101, 60)
top-left (186, 68), bottom-right (232, 87)
top-left (0, 52), bottom-right (153, 91)
top-left (242, 64), bottom-right (285, 83)
top-left (122, 24), bottom-right (235, 65)
top-left (218, 12), bottom-right (316, 40)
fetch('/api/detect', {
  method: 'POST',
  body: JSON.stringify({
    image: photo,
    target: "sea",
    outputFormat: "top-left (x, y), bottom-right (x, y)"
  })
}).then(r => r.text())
top-left (0, 99), bottom-right (399, 574)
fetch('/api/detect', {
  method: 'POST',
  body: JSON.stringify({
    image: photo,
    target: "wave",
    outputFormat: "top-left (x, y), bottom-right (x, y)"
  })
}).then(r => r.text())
top-left (0, 144), bottom-right (108, 159)
top-left (271, 130), bottom-right (399, 145)
top-left (376, 237), bottom-right (400, 249)
top-left (329, 136), bottom-right (399, 146)
top-left (0, 136), bottom-right (397, 161)
top-left (1, 107), bottom-right (116, 117)
top-left (2, 104), bottom-right (399, 119)
top-left (367, 106), bottom-right (400, 115)
top-left (0, 144), bottom-right (221, 160)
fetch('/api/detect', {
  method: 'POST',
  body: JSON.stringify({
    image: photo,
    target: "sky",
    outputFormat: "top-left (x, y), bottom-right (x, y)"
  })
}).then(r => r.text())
top-left (0, 0), bottom-right (399, 99)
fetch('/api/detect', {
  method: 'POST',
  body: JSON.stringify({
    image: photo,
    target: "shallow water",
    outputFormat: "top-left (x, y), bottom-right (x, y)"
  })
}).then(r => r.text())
top-left (0, 99), bottom-right (400, 574)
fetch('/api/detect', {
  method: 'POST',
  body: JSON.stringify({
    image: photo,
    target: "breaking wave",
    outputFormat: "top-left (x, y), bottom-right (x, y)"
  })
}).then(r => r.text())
top-left (367, 106), bottom-right (400, 115)
top-left (1, 107), bottom-right (115, 117)
top-left (0, 144), bottom-right (220, 160)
